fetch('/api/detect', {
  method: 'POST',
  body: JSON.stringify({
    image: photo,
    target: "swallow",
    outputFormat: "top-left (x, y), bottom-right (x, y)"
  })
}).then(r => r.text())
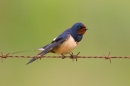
top-left (26, 22), bottom-right (88, 65)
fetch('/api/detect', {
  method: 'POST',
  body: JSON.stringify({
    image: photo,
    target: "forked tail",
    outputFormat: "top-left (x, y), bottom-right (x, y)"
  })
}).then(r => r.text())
top-left (26, 57), bottom-right (37, 65)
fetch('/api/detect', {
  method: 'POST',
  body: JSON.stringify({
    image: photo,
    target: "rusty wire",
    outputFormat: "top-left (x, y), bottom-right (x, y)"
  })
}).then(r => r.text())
top-left (0, 52), bottom-right (130, 63)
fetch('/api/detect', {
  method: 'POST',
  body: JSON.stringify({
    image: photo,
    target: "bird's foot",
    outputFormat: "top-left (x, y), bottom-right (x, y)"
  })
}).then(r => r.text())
top-left (61, 54), bottom-right (66, 59)
top-left (69, 52), bottom-right (80, 61)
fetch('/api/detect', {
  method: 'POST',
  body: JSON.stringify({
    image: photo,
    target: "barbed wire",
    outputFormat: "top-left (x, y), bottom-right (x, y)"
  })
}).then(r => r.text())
top-left (0, 52), bottom-right (130, 63)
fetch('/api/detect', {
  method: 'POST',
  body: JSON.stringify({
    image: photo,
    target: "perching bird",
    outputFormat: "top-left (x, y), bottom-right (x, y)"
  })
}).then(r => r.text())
top-left (26, 22), bottom-right (88, 65)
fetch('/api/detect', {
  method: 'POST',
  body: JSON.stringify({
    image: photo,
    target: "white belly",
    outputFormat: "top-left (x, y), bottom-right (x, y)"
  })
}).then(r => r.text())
top-left (53, 35), bottom-right (79, 54)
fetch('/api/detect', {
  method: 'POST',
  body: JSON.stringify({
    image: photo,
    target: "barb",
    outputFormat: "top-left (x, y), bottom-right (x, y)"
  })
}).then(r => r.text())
top-left (103, 52), bottom-right (111, 63)
top-left (70, 52), bottom-right (80, 61)
top-left (1, 52), bottom-right (10, 62)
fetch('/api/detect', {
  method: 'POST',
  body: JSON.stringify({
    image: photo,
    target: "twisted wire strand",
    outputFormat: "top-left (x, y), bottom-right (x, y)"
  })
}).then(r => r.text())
top-left (0, 52), bottom-right (130, 59)
top-left (1, 52), bottom-right (130, 63)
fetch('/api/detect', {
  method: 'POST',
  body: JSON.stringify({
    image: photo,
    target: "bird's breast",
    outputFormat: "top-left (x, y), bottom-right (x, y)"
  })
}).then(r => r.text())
top-left (53, 35), bottom-right (80, 54)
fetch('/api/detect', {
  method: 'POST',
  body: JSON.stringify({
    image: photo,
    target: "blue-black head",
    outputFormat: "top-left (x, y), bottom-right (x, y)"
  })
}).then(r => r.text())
top-left (70, 22), bottom-right (88, 42)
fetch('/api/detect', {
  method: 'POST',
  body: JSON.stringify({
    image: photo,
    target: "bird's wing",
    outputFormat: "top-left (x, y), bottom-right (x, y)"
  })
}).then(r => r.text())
top-left (38, 37), bottom-right (67, 55)
top-left (26, 30), bottom-right (70, 65)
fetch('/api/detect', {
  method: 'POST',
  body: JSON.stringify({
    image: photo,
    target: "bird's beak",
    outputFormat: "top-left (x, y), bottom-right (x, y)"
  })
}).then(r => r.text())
top-left (85, 28), bottom-right (88, 30)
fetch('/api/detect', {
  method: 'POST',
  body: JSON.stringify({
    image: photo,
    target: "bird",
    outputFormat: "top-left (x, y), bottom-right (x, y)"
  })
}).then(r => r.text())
top-left (26, 22), bottom-right (88, 65)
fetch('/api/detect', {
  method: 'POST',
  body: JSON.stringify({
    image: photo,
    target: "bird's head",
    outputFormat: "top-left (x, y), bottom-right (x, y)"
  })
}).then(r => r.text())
top-left (70, 22), bottom-right (88, 42)
top-left (71, 22), bottom-right (88, 36)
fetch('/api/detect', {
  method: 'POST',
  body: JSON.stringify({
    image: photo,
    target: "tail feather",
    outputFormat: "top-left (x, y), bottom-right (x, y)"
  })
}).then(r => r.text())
top-left (26, 40), bottom-right (63, 65)
top-left (26, 57), bottom-right (37, 65)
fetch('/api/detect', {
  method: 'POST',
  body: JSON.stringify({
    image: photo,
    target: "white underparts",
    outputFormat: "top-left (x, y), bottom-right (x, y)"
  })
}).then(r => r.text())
top-left (53, 35), bottom-right (79, 54)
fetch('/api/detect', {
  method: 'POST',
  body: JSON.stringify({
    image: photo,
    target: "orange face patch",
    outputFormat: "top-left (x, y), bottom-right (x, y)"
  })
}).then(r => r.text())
top-left (78, 28), bottom-right (86, 35)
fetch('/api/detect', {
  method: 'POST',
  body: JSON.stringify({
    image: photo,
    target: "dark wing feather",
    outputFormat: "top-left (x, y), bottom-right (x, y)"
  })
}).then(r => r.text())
top-left (38, 38), bottom-right (64, 55)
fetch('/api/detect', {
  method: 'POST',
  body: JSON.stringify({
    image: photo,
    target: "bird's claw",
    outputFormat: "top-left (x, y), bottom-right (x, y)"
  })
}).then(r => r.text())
top-left (69, 52), bottom-right (80, 61)
top-left (61, 54), bottom-right (66, 59)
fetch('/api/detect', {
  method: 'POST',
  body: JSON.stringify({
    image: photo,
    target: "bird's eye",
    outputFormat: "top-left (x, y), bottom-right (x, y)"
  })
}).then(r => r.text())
top-left (78, 26), bottom-right (82, 29)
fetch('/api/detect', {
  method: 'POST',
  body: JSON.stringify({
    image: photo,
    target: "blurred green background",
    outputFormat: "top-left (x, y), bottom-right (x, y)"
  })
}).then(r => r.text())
top-left (0, 0), bottom-right (130, 86)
